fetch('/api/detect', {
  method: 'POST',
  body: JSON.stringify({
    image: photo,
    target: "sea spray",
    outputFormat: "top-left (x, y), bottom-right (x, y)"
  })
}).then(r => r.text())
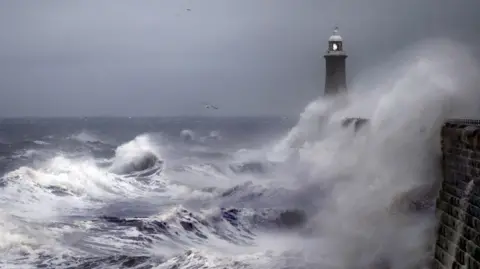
top-left (270, 38), bottom-right (480, 269)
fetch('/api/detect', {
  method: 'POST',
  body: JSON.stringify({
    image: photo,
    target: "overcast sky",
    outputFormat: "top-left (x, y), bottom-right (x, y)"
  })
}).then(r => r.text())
top-left (0, 0), bottom-right (478, 117)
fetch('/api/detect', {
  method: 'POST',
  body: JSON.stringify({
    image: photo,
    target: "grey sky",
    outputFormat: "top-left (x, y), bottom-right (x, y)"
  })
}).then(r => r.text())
top-left (0, 0), bottom-right (478, 117)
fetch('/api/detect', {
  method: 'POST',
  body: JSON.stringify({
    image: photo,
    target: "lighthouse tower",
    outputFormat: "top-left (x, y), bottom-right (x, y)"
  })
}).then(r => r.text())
top-left (324, 27), bottom-right (347, 96)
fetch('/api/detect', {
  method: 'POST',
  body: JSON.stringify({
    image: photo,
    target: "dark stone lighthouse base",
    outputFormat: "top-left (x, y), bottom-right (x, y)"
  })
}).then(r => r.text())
top-left (341, 117), bottom-right (369, 132)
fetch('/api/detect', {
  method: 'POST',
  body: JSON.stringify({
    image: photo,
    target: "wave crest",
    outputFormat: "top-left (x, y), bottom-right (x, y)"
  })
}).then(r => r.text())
top-left (109, 134), bottom-right (164, 175)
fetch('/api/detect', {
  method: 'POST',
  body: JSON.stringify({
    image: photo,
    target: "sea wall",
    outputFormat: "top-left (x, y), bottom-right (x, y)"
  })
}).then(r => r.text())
top-left (433, 119), bottom-right (480, 269)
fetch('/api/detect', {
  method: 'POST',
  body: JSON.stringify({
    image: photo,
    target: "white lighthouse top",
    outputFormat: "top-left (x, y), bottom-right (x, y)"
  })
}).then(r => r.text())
top-left (328, 27), bottom-right (343, 42)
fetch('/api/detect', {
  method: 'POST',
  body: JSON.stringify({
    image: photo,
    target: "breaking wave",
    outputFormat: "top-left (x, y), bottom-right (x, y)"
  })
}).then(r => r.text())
top-left (0, 38), bottom-right (479, 268)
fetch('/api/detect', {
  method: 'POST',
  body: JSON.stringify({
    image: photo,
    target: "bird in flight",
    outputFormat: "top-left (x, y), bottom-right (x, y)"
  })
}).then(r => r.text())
top-left (203, 103), bottom-right (219, 110)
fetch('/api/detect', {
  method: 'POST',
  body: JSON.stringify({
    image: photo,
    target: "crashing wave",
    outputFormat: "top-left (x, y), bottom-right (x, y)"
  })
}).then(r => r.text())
top-left (109, 134), bottom-right (163, 175)
top-left (180, 129), bottom-right (195, 142)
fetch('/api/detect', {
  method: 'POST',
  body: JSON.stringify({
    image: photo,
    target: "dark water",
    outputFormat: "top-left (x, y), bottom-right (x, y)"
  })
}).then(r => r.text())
top-left (0, 117), bottom-right (295, 173)
top-left (0, 117), bottom-right (319, 269)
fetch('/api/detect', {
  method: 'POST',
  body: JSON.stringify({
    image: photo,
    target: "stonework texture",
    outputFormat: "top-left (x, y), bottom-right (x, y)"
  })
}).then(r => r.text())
top-left (433, 120), bottom-right (480, 269)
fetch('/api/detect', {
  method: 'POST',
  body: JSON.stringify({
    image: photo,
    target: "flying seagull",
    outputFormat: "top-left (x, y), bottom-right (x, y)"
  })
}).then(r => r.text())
top-left (203, 103), bottom-right (219, 110)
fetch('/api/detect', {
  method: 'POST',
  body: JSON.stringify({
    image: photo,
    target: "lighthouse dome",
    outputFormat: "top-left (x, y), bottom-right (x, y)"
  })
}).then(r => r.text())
top-left (328, 27), bottom-right (343, 42)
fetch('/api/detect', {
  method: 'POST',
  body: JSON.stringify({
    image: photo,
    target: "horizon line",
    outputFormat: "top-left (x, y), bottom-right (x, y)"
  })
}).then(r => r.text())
top-left (0, 115), bottom-right (296, 119)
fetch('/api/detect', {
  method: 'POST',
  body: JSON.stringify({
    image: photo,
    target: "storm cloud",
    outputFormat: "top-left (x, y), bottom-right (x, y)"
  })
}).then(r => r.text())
top-left (0, 0), bottom-right (478, 117)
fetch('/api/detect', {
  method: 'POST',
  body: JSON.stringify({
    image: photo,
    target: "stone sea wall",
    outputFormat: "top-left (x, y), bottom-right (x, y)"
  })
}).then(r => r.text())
top-left (433, 119), bottom-right (480, 269)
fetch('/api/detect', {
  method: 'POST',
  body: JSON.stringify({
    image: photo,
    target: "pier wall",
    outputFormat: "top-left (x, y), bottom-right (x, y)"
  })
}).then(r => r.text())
top-left (433, 120), bottom-right (480, 269)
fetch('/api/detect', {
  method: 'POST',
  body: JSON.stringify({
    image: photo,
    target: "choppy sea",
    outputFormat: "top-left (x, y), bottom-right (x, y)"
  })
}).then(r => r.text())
top-left (1, 39), bottom-right (478, 269)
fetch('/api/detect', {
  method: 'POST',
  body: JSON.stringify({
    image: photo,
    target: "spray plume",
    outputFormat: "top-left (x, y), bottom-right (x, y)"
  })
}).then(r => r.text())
top-left (271, 38), bottom-right (480, 269)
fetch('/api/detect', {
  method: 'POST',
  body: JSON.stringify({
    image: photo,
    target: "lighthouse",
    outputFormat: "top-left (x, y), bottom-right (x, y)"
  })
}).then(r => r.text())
top-left (324, 27), bottom-right (347, 96)
top-left (323, 27), bottom-right (368, 130)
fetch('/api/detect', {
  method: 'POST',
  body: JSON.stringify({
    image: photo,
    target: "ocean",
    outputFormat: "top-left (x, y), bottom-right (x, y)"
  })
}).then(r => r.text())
top-left (1, 116), bottom-right (319, 268)
top-left (1, 39), bottom-right (478, 269)
top-left (0, 108), bottom-right (449, 269)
